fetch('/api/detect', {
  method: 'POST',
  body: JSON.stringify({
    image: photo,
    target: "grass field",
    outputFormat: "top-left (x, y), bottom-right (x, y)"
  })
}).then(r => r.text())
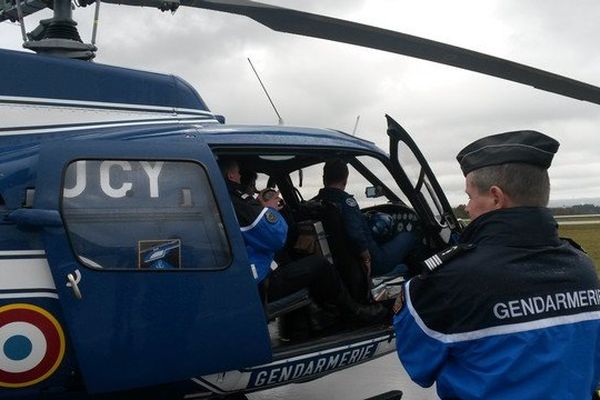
top-left (556, 215), bottom-right (600, 223)
top-left (558, 224), bottom-right (600, 273)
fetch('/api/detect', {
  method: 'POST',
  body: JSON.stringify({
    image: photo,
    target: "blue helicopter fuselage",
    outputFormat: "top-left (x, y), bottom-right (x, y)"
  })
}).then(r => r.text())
top-left (0, 48), bottom-right (400, 399)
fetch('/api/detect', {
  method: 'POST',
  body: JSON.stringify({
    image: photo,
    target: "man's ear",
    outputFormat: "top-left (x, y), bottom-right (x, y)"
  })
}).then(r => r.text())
top-left (489, 185), bottom-right (510, 209)
top-left (226, 169), bottom-right (235, 181)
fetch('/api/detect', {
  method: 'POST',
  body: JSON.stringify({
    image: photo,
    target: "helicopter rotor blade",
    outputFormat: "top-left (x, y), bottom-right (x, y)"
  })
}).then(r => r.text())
top-left (185, 0), bottom-right (600, 105)
top-left (100, 0), bottom-right (600, 105)
top-left (0, 0), bottom-right (48, 23)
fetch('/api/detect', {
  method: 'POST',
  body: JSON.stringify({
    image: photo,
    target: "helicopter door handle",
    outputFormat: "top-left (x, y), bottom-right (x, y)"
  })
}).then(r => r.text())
top-left (66, 269), bottom-right (83, 300)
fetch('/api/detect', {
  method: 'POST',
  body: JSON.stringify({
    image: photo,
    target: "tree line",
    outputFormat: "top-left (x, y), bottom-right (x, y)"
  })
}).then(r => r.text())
top-left (452, 203), bottom-right (600, 219)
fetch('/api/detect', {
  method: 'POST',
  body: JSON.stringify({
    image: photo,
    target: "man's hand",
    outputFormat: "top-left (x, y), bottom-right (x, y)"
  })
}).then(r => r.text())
top-left (362, 258), bottom-right (372, 278)
top-left (359, 250), bottom-right (372, 278)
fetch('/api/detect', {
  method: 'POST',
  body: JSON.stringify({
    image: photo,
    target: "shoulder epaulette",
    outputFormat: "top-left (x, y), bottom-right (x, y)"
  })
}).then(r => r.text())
top-left (421, 243), bottom-right (476, 273)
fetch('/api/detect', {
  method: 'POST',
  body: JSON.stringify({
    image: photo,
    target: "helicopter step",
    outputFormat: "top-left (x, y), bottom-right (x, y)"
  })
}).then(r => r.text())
top-left (219, 389), bottom-right (403, 400)
top-left (364, 390), bottom-right (403, 400)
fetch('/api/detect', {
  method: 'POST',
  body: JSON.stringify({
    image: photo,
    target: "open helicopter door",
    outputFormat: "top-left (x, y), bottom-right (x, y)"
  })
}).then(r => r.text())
top-left (386, 115), bottom-right (461, 244)
top-left (29, 139), bottom-right (271, 393)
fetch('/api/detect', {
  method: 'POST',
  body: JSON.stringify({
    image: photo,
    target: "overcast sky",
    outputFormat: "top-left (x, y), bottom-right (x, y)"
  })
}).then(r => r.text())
top-left (1, 0), bottom-right (599, 206)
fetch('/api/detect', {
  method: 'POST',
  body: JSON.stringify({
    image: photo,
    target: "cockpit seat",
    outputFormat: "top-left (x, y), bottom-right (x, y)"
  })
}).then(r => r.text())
top-left (318, 201), bottom-right (370, 304)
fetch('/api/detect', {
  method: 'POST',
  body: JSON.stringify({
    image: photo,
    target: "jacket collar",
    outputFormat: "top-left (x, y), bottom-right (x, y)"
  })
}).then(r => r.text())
top-left (226, 180), bottom-right (244, 193)
top-left (318, 186), bottom-right (348, 198)
top-left (460, 207), bottom-right (560, 247)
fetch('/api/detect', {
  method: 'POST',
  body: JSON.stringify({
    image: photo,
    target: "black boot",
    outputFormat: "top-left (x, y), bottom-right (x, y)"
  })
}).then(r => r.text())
top-left (336, 287), bottom-right (389, 324)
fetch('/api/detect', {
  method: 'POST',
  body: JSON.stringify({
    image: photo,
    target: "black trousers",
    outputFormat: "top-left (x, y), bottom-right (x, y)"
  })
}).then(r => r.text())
top-left (267, 255), bottom-right (344, 304)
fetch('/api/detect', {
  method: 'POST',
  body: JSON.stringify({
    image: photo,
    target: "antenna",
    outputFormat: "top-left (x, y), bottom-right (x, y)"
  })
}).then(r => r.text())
top-left (247, 57), bottom-right (284, 125)
top-left (90, 0), bottom-right (101, 46)
top-left (14, 0), bottom-right (27, 43)
top-left (352, 115), bottom-right (360, 136)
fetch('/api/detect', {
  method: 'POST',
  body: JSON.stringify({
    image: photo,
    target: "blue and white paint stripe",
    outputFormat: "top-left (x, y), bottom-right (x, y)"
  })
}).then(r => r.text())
top-left (0, 252), bottom-right (57, 299)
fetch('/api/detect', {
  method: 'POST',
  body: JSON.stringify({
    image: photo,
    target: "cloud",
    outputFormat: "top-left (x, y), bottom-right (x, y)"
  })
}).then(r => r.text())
top-left (1, 0), bottom-right (599, 206)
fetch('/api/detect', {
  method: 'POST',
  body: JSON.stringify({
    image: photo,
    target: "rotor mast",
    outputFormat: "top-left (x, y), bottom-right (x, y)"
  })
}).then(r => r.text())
top-left (23, 0), bottom-right (96, 60)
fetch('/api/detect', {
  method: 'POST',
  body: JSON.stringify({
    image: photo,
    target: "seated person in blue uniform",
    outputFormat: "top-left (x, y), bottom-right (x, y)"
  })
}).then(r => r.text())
top-left (218, 157), bottom-right (388, 323)
top-left (313, 159), bottom-right (418, 277)
top-left (393, 130), bottom-right (600, 400)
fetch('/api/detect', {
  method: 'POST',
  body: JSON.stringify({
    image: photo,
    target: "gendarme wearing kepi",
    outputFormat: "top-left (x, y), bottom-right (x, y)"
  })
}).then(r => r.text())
top-left (392, 129), bottom-right (600, 400)
top-left (456, 130), bottom-right (560, 175)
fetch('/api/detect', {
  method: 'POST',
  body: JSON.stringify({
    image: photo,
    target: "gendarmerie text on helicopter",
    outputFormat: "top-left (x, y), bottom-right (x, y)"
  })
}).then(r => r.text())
top-left (1, 1), bottom-right (600, 399)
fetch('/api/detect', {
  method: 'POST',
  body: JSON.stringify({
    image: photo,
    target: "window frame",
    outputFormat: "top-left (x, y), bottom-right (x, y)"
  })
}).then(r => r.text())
top-left (59, 157), bottom-right (234, 272)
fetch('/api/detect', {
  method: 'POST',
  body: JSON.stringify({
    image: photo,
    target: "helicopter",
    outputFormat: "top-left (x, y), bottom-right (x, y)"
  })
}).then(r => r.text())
top-left (1, 1), bottom-right (600, 399)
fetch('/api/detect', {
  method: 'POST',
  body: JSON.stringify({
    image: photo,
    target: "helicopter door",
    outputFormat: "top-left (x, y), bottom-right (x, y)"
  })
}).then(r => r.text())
top-left (32, 139), bottom-right (271, 393)
top-left (386, 115), bottom-right (461, 243)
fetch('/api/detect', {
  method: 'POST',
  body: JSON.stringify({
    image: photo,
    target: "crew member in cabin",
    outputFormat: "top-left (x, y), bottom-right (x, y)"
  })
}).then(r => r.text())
top-left (392, 130), bottom-right (600, 399)
top-left (218, 157), bottom-right (388, 323)
top-left (240, 168), bottom-right (259, 197)
top-left (313, 159), bottom-right (418, 277)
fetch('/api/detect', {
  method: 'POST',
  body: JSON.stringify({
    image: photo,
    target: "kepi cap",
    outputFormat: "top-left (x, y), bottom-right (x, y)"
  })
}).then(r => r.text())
top-left (456, 130), bottom-right (559, 176)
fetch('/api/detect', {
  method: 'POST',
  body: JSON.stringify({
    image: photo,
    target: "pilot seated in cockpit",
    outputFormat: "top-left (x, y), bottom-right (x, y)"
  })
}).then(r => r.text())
top-left (218, 156), bottom-right (388, 324)
top-left (313, 159), bottom-right (419, 278)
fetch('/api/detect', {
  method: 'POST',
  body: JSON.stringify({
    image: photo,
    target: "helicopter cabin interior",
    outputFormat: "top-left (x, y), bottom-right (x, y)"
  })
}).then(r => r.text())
top-left (209, 147), bottom-right (438, 350)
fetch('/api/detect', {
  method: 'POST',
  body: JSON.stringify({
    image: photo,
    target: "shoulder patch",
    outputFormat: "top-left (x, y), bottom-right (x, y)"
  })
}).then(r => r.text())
top-left (421, 243), bottom-right (476, 273)
top-left (345, 197), bottom-right (358, 207)
top-left (265, 210), bottom-right (278, 224)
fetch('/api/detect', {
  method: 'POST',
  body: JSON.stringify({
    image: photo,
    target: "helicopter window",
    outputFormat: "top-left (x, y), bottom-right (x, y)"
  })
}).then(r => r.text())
top-left (255, 172), bottom-right (271, 192)
top-left (355, 156), bottom-right (410, 205)
top-left (345, 163), bottom-right (378, 206)
top-left (258, 155), bottom-right (296, 161)
top-left (292, 163), bottom-right (324, 200)
top-left (292, 158), bottom-right (403, 208)
top-left (61, 160), bottom-right (231, 270)
top-left (397, 142), bottom-right (422, 189)
top-left (396, 141), bottom-right (449, 230)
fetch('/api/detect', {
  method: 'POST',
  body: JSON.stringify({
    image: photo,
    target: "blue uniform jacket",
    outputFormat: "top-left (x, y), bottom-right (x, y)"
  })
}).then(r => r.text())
top-left (393, 207), bottom-right (600, 400)
top-left (227, 182), bottom-right (288, 283)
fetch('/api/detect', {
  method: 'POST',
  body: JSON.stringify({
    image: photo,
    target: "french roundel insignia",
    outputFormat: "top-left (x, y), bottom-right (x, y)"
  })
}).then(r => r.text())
top-left (0, 304), bottom-right (66, 388)
top-left (265, 210), bottom-right (278, 224)
top-left (345, 197), bottom-right (357, 207)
